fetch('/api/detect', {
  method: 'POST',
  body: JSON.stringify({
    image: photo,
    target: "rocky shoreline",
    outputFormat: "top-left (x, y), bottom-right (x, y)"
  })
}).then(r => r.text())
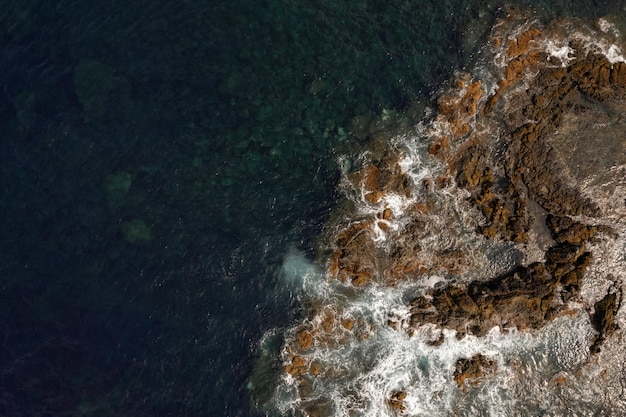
top-left (277, 12), bottom-right (626, 416)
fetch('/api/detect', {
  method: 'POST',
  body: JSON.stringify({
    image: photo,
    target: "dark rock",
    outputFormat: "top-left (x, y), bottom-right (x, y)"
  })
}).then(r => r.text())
top-left (590, 290), bottom-right (621, 354)
top-left (410, 262), bottom-right (559, 337)
top-left (453, 354), bottom-right (497, 389)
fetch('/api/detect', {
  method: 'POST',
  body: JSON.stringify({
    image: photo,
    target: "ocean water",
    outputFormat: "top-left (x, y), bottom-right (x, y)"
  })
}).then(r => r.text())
top-left (0, 1), bottom-right (625, 416)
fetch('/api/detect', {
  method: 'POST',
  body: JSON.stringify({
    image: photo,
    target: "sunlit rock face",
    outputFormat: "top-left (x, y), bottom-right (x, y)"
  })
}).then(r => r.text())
top-left (258, 11), bottom-right (626, 417)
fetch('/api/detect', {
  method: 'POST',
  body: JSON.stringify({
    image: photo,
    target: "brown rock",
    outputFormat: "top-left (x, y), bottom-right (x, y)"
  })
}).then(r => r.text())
top-left (409, 257), bottom-right (576, 337)
top-left (505, 56), bottom-right (527, 82)
top-left (285, 354), bottom-right (307, 376)
top-left (297, 330), bottom-right (313, 350)
top-left (407, 23), bottom-right (626, 339)
top-left (546, 215), bottom-right (596, 244)
top-left (453, 354), bottom-right (497, 389)
top-left (321, 311), bottom-right (335, 333)
top-left (436, 79), bottom-right (483, 143)
top-left (309, 360), bottom-right (322, 376)
top-left (406, 205), bottom-right (603, 335)
top-left (454, 145), bottom-right (531, 243)
top-left (278, 17), bottom-right (626, 415)
top-left (329, 220), bottom-right (376, 285)
top-left (341, 318), bottom-right (355, 330)
top-left (387, 390), bottom-right (407, 414)
top-left (350, 152), bottom-right (412, 204)
top-left (506, 28), bottom-right (542, 57)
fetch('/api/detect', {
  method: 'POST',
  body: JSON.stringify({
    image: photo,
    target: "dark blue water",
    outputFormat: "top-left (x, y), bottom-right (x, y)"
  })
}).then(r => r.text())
top-left (0, 1), bottom-right (622, 416)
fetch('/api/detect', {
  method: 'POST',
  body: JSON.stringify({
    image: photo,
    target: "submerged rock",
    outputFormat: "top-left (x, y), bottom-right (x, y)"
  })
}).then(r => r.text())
top-left (120, 218), bottom-right (152, 245)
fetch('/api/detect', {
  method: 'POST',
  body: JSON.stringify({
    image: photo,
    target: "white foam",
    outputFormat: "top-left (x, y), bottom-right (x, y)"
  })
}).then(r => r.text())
top-left (381, 193), bottom-right (414, 218)
top-left (396, 127), bottom-right (447, 187)
top-left (566, 30), bottom-right (626, 64)
top-left (270, 235), bottom-right (625, 415)
top-left (597, 18), bottom-right (621, 37)
top-left (272, 283), bottom-right (602, 416)
top-left (604, 43), bottom-right (626, 63)
top-left (279, 249), bottom-right (326, 294)
top-left (544, 40), bottom-right (576, 66)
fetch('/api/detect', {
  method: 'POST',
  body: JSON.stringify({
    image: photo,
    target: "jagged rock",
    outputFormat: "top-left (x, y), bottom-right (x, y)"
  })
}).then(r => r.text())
top-left (284, 353), bottom-right (307, 377)
top-left (327, 149), bottom-right (413, 286)
top-left (455, 144), bottom-right (530, 242)
top-left (408, 221), bottom-right (597, 337)
top-left (485, 27), bottom-right (544, 112)
top-left (296, 330), bottom-right (313, 350)
top-left (410, 262), bottom-right (557, 337)
top-left (590, 290), bottom-right (621, 354)
top-left (546, 215), bottom-right (596, 244)
top-left (349, 151), bottom-right (412, 204)
top-left (435, 77), bottom-right (483, 142)
top-left (453, 354), bottom-right (497, 389)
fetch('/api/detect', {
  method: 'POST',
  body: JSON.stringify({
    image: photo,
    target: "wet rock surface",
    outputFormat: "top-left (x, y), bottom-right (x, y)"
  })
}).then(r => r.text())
top-left (453, 354), bottom-right (498, 389)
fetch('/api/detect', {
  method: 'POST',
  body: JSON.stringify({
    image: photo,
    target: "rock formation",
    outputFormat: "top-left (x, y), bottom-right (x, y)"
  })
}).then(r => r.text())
top-left (453, 354), bottom-right (498, 390)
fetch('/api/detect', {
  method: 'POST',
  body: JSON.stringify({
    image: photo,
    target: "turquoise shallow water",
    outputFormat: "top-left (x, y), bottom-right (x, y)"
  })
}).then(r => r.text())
top-left (0, 1), bottom-right (624, 416)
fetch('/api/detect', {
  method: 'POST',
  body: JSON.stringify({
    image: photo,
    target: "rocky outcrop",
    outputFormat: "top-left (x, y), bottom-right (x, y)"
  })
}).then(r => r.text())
top-left (328, 15), bottom-right (626, 338)
top-left (453, 53), bottom-right (626, 242)
top-left (485, 27), bottom-right (543, 113)
top-left (281, 305), bottom-right (374, 416)
top-left (328, 218), bottom-right (378, 286)
top-left (327, 148), bottom-right (412, 286)
top-left (402, 17), bottom-right (626, 340)
top-left (351, 151), bottom-right (412, 205)
top-left (407, 210), bottom-right (601, 337)
top-left (453, 354), bottom-right (498, 389)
